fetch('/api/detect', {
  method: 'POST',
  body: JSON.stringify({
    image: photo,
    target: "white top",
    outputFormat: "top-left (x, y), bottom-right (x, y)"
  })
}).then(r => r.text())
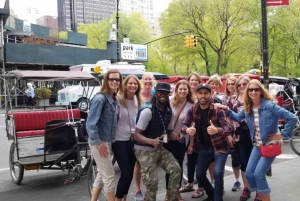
top-left (115, 98), bottom-right (138, 141)
top-left (253, 108), bottom-right (263, 147)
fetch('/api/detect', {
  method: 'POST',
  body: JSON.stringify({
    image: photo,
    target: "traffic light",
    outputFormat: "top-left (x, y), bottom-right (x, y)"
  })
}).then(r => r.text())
top-left (184, 35), bottom-right (197, 48)
top-left (190, 35), bottom-right (197, 47)
top-left (184, 35), bottom-right (191, 48)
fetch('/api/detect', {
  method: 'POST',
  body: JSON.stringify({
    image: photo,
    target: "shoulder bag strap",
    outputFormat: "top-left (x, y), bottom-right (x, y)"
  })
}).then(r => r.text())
top-left (174, 101), bottom-right (187, 127)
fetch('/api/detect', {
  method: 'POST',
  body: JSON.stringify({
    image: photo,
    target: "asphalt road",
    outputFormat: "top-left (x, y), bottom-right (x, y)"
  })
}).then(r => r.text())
top-left (0, 114), bottom-right (298, 201)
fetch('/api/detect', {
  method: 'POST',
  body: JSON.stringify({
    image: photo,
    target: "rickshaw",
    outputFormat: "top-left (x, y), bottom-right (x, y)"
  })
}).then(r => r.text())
top-left (3, 70), bottom-right (96, 185)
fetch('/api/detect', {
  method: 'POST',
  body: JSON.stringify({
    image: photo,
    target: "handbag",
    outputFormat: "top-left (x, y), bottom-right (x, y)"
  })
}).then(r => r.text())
top-left (260, 143), bottom-right (282, 157)
top-left (252, 115), bottom-right (282, 157)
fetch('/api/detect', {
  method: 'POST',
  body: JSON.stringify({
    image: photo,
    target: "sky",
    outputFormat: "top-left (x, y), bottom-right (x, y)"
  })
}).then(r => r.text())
top-left (0, 0), bottom-right (172, 23)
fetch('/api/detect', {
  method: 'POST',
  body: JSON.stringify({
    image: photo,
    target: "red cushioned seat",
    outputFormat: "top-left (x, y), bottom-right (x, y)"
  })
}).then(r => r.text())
top-left (278, 119), bottom-right (286, 123)
top-left (16, 130), bottom-right (45, 137)
top-left (11, 109), bottom-right (81, 138)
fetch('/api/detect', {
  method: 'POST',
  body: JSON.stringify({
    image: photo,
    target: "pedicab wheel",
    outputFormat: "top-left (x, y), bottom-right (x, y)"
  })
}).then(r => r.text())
top-left (87, 163), bottom-right (107, 201)
top-left (9, 142), bottom-right (24, 184)
top-left (182, 153), bottom-right (198, 185)
top-left (290, 127), bottom-right (300, 156)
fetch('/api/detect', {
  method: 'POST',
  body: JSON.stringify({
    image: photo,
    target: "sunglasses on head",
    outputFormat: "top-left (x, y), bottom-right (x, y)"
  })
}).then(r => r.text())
top-left (227, 83), bottom-right (235, 86)
top-left (237, 83), bottom-right (247, 87)
top-left (108, 78), bottom-right (121, 82)
top-left (248, 88), bottom-right (261, 92)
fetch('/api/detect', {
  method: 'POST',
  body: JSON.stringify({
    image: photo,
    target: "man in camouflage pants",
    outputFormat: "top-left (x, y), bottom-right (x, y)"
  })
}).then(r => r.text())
top-left (134, 83), bottom-right (181, 201)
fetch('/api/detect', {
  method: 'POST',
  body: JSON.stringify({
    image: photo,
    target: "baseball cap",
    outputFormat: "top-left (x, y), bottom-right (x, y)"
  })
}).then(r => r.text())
top-left (155, 82), bottom-right (171, 92)
top-left (196, 83), bottom-right (211, 92)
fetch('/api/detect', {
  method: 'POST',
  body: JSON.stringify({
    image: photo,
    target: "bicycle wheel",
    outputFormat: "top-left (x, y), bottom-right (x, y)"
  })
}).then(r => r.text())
top-left (87, 162), bottom-right (107, 201)
top-left (9, 142), bottom-right (24, 184)
top-left (290, 127), bottom-right (300, 156)
top-left (182, 153), bottom-right (198, 185)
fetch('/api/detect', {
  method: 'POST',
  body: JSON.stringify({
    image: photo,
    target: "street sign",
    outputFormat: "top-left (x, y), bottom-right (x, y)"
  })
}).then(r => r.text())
top-left (266, 0), bottom-right (289, 6)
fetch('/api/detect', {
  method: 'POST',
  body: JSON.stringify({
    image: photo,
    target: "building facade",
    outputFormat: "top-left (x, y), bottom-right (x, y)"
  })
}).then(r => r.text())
top-left (119, 0), bottom-right (161, 36)
top-left (36, 16), bottom-right (59, 36)
top-left (57, 0), bottom-right (116, 31)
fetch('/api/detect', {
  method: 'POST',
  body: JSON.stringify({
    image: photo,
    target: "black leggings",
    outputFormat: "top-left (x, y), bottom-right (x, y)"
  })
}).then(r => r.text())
top-left (164, 140), bottom-right (186, 189)
top-left (112, 140), bottom-right (136, 199)
top-left (187, 151), bottom-right (199, 184)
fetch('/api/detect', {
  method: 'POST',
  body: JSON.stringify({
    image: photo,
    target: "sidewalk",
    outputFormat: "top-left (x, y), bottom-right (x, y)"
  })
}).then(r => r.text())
top-left (157, 157), bottom-right (300, 201)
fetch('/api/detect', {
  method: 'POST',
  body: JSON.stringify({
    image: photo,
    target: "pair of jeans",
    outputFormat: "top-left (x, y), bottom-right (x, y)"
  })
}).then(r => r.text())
top-left (112, 140), bottom-right (136, 199)
top-left (187, 151), bottom-right (198, 184)
top-left (164, 140), bottom-right (186, 188)
top-left (245, 146), bottom-right (275, 195)
top-left (196, 147), bottom-right (228, 201)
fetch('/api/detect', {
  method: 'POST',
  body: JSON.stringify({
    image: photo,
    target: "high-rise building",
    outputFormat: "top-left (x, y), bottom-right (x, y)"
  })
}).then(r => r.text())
top-left (57, 0), bottom-right (116, 31)
top-left (36, 16), bottom-right (59, 37)
top-left (119, 0), bottom-right (161, 36)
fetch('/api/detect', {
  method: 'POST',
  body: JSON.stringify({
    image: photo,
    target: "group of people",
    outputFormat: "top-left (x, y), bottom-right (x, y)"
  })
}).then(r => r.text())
top-left (85, 69), bottom-right (298, 201)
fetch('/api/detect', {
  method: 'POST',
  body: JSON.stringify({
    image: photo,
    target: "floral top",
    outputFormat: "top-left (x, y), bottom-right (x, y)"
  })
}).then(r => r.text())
top-left (226, 95), bottom-right (251, 144)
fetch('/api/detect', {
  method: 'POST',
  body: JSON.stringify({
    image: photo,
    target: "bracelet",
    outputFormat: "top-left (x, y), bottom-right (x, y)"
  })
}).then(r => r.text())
top-left (189, 144), bottom-right (194, 147)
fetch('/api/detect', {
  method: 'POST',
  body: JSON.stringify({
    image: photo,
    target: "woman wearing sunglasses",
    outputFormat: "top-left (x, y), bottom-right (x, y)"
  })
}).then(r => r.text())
top-left (216, 79), bottom-right (297, 201)
top-left (226, 76), bottom-right (259, 200)
top-left (86, 69), bottom-right (123, 201)
top-left (225, 76), bottom-right (244, 194)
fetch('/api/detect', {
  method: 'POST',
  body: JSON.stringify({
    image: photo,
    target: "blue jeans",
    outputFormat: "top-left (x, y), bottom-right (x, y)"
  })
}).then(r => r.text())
top-left (196, 147), bottom-right (228, 201)
top-left (245, 146), bottom-right (276, 194)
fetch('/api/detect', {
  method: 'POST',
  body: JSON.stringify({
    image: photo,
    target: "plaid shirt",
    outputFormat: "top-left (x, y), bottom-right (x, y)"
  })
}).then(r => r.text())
top-left (181, 103), bottom-right (232, 153)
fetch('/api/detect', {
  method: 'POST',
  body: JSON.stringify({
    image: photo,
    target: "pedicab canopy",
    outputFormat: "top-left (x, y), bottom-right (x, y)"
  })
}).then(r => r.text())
top-left (4, 70), bottom-right (97, 81)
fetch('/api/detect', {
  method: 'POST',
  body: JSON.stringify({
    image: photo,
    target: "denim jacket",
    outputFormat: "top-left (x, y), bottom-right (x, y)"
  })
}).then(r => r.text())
top-left (227, 99), bottom-right (297, 144)
top-left (86, 93), bottom-right (119, 145)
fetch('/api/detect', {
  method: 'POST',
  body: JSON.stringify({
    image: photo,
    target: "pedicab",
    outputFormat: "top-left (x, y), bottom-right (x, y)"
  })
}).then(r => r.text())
top-left (3, 70), bottom-right (97, 185)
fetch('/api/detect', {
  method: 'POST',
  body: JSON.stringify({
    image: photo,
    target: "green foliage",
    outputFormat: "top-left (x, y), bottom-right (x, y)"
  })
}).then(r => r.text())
top-left (35, 88), bottom-right (52, 99)
top-left (58, 31), bottom-right (68, 40)
top-left (77, 11), bottom-right (151, 49)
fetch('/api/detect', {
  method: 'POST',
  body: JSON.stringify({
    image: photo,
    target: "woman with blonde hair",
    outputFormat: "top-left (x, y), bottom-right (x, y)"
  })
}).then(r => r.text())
top-left (86, 69), bottom-right (123, 201)
top-left (164, 80), bottom-right (195, 201)
top-left (113, 75), bottom-right (143, 201)
top-left (216, 79), bottom-right (297, 201)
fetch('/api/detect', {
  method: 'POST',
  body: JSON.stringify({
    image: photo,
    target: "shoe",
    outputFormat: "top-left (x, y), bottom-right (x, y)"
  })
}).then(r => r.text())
top-left (203, 196), bottom-right (214, 201)
top-left (232, 181), bottom-right (241, 191)
top-left (144, 191), bottom-right (148, 201)
top-left (254, 193), bottom-right (262, 201)
top-left (240, 187), bottom-right (251, 201)
top-left (134, 190), bottom-right (144, 201)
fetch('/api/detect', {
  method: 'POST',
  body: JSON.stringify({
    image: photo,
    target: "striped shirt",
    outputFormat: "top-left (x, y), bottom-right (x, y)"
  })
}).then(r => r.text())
top-left (253, 109), bottom-right (263, 147)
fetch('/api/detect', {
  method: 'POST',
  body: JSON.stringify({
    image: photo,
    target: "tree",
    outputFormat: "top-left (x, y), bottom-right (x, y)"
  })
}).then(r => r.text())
top-left (160, 0), bottom-right (253, 75)
top-left (77, 12), bottom-right (151, 49)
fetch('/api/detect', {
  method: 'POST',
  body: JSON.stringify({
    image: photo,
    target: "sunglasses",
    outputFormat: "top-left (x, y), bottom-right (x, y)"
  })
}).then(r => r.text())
top-left (227, 83), bottom-right (235, 86)
top-left (108, 78), bottom-right (121, 82)
top-left (237, 83), bottom-right (247, 87)
top-left (248, 88), bottom-right (261, 92)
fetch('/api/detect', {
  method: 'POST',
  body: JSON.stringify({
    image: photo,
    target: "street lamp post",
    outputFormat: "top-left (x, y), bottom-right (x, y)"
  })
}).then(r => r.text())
top-left (261, 0), bottom-right (269, 89)
top-left (116, 0), bottom-right (120, 62)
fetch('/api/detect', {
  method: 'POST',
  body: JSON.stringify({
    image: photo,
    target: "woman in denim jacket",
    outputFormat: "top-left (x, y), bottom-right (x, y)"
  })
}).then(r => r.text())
top-left (86, 69), bottom-right (123, 201)
top-left (216, 79), bottom-right (297, 201)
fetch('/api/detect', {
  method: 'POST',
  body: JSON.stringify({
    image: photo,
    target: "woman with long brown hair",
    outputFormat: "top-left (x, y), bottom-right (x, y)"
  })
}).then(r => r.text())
top-left (86, 69), bottom-right (123, 201)
top-left (164, 80), bottom-right (195, 201)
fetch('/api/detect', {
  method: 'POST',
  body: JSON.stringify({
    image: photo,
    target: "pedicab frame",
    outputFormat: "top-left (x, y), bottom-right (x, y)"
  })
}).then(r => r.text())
top-left (3, 70), bottom-right (97, 185)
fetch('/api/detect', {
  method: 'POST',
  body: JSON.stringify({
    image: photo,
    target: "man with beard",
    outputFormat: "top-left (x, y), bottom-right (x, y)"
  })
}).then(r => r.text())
top-left (134, 82), bottom-right (181, 201)
top-left (181, 83), bottom-right (233, 201)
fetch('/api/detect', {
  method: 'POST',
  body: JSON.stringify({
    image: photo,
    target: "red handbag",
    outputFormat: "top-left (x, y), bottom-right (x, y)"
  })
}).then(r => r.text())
top-left (260, 143), bottom-right (282, 157)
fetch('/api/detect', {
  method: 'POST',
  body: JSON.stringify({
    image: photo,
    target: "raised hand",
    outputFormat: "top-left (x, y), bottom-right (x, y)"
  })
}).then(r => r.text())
top-left (207, 120), bottom-right (218, 135)
top-left (187, 122), bottom-right (196, 136)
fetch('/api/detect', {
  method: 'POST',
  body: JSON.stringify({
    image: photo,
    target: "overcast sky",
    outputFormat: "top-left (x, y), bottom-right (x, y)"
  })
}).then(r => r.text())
top-left (0, 0), bottom-right (172, 23)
